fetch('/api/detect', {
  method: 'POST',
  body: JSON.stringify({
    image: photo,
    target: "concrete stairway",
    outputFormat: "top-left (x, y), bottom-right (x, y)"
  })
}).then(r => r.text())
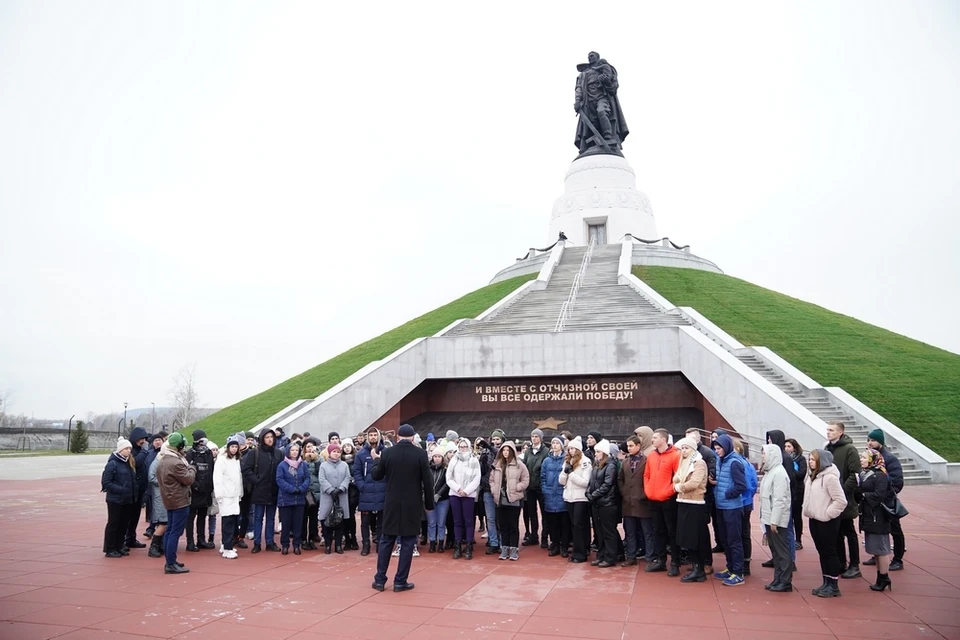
top-left (451, 244), bottom-right (689, 336)
top-left (736, 353), bottom-right (932, 485)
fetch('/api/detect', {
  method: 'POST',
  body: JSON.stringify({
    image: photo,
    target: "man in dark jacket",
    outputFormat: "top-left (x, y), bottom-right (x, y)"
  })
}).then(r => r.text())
top-left (763, 429), bottom-right (798, 566)
top-left (124, 426), bottom-right (151, 549)
top-left (371, 424), bottom-right (434, 593)
top-left (354, 427), bottom-right (387, 556)
top-left (867, 429), bottom-right (905, 571)
top-left (241, 428), bottom-right (283, 553)
top-left (523, 428), bottom-right (550, 547)
top-left (825, 421), bottom-right (862, 579)
top-left (184, 429), bottom-right (214, 551)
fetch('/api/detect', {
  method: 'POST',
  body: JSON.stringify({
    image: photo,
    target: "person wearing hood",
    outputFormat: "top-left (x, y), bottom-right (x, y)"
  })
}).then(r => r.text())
top-left (205, 442), bottom-right (221, 546)
top-left (446, 438), bottom-right (481, 559)
top-left (560, 436), bottom-right (592, 563)
top-left (865, 429), bottom-right (905, 572)
top-left (340, 439), bottom-right (360, 550)
top-left (142, 431), bottom-right (168, 541)
top-left (587, 439), bottom-right (619, 568)
top-left (276, 441), bottom-right (310, 554)
top-left (490, 441), bottom-right (530, 561)
top-left (318, 442), bottom-right (352, 554)
top-left (643, 428), bottom-right (682, 576)
top-left (157, 432), bottom-right (196, 573)
top-left (102, 438), bottom-right (139, 558)
top-left (857, 449), bottom-right (896, 592)
top-left (619, 434), bottom-right (653, 567)
top-left (541, 436), bottom-right (569, 558)
top-left (712, 434), bottom-right (748, 586)
top-left (825, 421), bottom-right (863, 579)
top-left (183, 430), bottom-right (215, 552)
top-left (213, 435), bottom-right (245, 559)
top-left (146, 439), bottom-right (171, 558)
top-left (803, 448), bottom-right (848, 597)
top-left (241, 428), bottom-right (284, 553)
top-left (759, 443), bottom-right (793, 591)
top-left (354, 426), bottom-right (387, 556)
top-left (763, 430), bottom-right (798, 568)
top-left (426, 448), bottom-right (450, 553)
top-left (123, 426), bottom-right (151, 550)
top-left (673, 437), bottom-right (709, 582)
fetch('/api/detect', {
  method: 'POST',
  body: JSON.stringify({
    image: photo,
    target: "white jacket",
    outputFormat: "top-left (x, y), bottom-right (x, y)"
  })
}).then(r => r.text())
top-left (446, 454), bottom-right (481, 499)
top-left (559, 458), bottom-right (592, 503)
top-left (213, 455), bottom-right (243, 517)
top-left (759, 444), bottom-right (791, 528)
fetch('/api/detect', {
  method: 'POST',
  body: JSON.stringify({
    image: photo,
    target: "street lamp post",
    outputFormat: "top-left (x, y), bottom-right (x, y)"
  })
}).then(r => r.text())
top-left (151, 402), bottom-right (155, 431)
top-left (121, 402), bottom-right (128, 438)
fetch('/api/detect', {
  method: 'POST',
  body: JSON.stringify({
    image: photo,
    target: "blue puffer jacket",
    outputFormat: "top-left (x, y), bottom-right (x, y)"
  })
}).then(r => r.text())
top-left (741, 458), bottom-right (759, 510)
top-left (714, 435), bottom-right (748, 511)
top-left (541, 452), bottom-right (566, 513)
top-left (101, 452), bottom-right (138, 505)
top-left (275, 459), bottom-right (311, 507)
top-left (353, 440), bottom-right (387, 512)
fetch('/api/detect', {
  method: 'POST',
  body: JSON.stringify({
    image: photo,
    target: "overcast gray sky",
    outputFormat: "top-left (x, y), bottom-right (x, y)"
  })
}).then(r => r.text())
top-left (1, 1), bottom-right (958, 419)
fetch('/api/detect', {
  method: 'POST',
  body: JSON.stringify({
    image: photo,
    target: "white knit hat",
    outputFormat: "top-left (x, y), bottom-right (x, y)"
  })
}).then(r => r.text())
top-left (594, 439), bottom-right (612, 457)
top-left (116, 437), bottom-right (132, 452)
top-left (568, 436), bottom-right (583, 451)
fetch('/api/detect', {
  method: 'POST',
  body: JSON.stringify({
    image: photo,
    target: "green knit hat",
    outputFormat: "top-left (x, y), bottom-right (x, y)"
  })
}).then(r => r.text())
top-left (491, 429), bottom-right (506, 441)
top-left (168, 432), bottom-right (186, 449)
top-left (867, 429), bottom-right (885, 446)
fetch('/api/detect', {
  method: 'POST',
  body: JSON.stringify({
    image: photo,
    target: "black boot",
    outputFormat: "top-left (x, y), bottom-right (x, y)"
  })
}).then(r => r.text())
top-left (869, 572), bottom-right (892, 592)
top-left (465, 543), bottom-right (474, 560)
top-left (185, 536), bottom-right (199, 553)
top-left (841, 565), bottom-right (861, 579)
top-left (680, 563), bottom-right (707, 583)
top-left (742, 560), bottom-right (751, 576)
top-left (667, 562), bottom-right (680, 577)
top-left (361, 542), bottom-right (370, 556)
top-left (811, 577), bottom-right (829, 597)
top-left (428, 541), bottom-right (437, 553)
top-left (816, 577), bottom-right (842, 598)
top-left (438, 540), bottom-right (446, 553)
top-left (148, 534), bottom-right (164, 558)
top-left (452, 542), bottom-right (463, 559)
top-left (325, 541), bottom-right (332, 555)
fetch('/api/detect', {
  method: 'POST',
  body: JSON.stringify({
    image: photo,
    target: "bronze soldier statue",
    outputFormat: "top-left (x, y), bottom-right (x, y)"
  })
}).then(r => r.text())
top-left (574, 52), bottom-right (629, 158)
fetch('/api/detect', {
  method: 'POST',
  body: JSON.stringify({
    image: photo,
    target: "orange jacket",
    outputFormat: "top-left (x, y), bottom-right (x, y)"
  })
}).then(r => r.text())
top-left (643, 445), bottom-right (681, 502)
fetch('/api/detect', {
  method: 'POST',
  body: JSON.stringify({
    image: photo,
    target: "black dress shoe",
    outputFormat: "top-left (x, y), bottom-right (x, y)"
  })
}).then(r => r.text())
top-left (889, 559), bottom-right (904, 571)
top-left (164, 563), bottom-right (190, 574)
top-left (372, 582), bottom-right (385, 592)
top-left (126, 539), bottom-right (146, 549)
top-left (186, 544), bottom-right (199, 552)
top-left (266, 543), bottom-right (282, 552)
top-left (105, 551), bottom-right (123, 558)
top-left (590, 559), bottom-right (602, 566)
top-left (569, 558), bottom-right (585, 563)
top-left (199, 541), bottom-right (215, 550)
top-left (761, 559), bottom-right (774, 568)
top-left (393, 582), bottom-right (415, 592)
top-left (234, 539), bottom-right (248, 549)
top-left (863, 556), bottom-right (877, 566)
top-left (769, 583), bottom-right (793, 592)
top-left (596, 561), bottom-right (615, 568)
top-left (251, 544), bottom-right (261, 554)
top-left (841, 566), bottom-right (861, 579)
top-left (281, 547), bottom-right (289, 555)
top-left (119, 548), bottom-right (130, 556)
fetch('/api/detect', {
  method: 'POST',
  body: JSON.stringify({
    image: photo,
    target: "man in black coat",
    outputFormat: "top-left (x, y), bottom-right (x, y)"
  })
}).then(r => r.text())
top-left (371, 424), bottom-right (434, 593)
top-left (125, 426), bottom-right (151, 549)
top-left (241, 428), bottom-right (283, 553)
top-left (184, 429), bottom-right (215, 551)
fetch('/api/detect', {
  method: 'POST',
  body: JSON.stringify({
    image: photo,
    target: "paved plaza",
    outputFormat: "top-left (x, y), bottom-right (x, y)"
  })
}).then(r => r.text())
top-left (0, 460), bottom-right (958, 639)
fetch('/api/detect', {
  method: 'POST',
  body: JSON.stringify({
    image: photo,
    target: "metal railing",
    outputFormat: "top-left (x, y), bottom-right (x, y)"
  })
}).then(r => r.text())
top-left (554, 241), bottom-right (595, 332)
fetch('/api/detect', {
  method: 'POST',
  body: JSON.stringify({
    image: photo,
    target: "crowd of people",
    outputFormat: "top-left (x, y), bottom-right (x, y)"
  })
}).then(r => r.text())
top-left (100, 419), bottom-right (907, 596)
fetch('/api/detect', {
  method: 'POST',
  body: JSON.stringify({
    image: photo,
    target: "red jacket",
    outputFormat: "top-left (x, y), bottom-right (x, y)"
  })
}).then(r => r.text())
top-left (643, 445), bottom-right (681, 502)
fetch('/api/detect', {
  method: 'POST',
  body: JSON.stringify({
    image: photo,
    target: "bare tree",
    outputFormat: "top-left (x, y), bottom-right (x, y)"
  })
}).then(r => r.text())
top-left (0, 390), bottom-right (10, 429)
top-left (169, 364), bottom-right (200, 430)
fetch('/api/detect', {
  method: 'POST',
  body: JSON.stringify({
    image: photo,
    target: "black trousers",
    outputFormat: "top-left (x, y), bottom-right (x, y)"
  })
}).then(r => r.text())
top-left (221, 515), bottom-right (238, 551)
top-left (593, 505), bottom-right (619, 564)
top-left (544, 510), bottom-right (570, 551)
top-left (186, 506), bottom-right (208, 544)
top-left (279, 505), bottom-right (304, 549)
top-left (124, 499), bottom-right (142, 544)
top-left (810, 517), bottom-right (843, 578)
top-left (566, 501), bottom-right (591, 561)
top-left (360, 511), bottom-right (381, 545)
top-left (497, 504), bottom-right (522, 548)
top-left (650, 498), bottom-right (680, 564)
top-left (791, 500), bottom-right (804, 542)
top-left (836, 517), bottom-right (860, 569)
top-left (303, 503), bottom-right (319, 542)
top-left (891, 515), bottom-right (905, 560)
top-left (740, 506), bottom-right (754, 563)
top-left (104, 502), bottom-right (136, 553)
top-left (523, 489), bottom-right (545, 539)
top-left (237, 493), bottom-right (252, 539)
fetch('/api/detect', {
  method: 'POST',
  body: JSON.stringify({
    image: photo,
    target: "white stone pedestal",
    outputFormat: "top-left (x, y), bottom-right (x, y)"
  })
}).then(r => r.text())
top-left (548, 155), bottom-right (658, 245)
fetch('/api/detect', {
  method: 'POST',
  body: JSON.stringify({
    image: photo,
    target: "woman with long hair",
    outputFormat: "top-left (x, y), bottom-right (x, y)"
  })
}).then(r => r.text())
top-left (489, 441), bottom-right (530, 561)
top-left (301, 440), bottom-right (322, 550)
top-left (803, 449), bottom-right (848, 598)
top-left (446, 438), bottom-right (481, 560)
top-left (275, 442), bottom-right (310, 555)
top-left (339, 440), bottom-right (360, 550)
top-left (213, 435), bottom-right (245, 559)
top-left (587, 440), bottom-right (620, 568)
top-left (784, 439), bottom-right (807, 550)
top-left (858, 449), bottom-right (895, 592)
top-left (101, 438), bottom-right (138, 558)
top-left (427, 449), bottom-right (450, 552)
top-left (673, 436), bottom-right (709, 582)
top-left (559, 436), bottom-right (592, 563)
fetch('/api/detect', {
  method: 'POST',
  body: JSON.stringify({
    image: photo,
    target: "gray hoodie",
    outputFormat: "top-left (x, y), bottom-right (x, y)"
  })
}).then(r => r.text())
top-left (759, 444), bottom-right (790, 528)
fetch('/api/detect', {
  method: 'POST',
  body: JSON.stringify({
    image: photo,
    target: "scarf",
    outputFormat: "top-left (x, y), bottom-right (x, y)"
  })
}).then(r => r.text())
top-left (865, 449), bottom-right (886, 474)
top-left (285, 457), bottom-right (302, 471)
top-left (629, 454), bottom-right (641, 475)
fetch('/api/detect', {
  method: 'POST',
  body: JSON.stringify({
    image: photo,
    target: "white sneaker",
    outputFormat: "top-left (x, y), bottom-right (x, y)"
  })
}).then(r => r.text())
top-left (392, 545), bottom-right (400, 557)
top-left (481, 532), bottom-right (488, 539)
top-left (274, 522), bottom-right (282, 534)
top-left (413, 546), bottom-right (420, 557)
top-left (245, 532), bottom-right (254, 539)
top-left (222, 549), bottom-right (238, 559)
top-left (219, 545), bottom-right (225, 553)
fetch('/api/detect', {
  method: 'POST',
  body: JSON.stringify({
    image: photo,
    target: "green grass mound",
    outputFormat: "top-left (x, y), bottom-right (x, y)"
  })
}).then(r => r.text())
top-left (188, 274), bottom-right (537, 445)
top-left (634, 266), bottom-right (960, 461)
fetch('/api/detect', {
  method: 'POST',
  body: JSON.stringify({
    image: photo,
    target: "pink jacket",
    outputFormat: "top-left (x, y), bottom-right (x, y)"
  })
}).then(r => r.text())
top-left (802, 464), bottom-right (847, 522)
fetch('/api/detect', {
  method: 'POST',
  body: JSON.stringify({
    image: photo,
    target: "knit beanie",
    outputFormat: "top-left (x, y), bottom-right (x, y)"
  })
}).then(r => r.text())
top-left (445, 430), bottom-right (459, 442)
top-left (491, 429), bottom-right (506, 441)
top-left (327, 443), bottom-right (341, 454)
top-left (551, 436), bottom-right (566, 448)
top-left (587, 431), bottom-right (602, 444)
top-left (192, 429), bottom-right (206, 444)
top-left (867, 429), bottom-right (885, 446)
top-left (675, 436), bottom-right (698, 452)
top-left (568, 436), bottom-right (583, 451)
top-left (594, 439), bottom-right (611, 457)
top-left (531, 428), bottom-right (544, 439)
top-left (426, 433), bottom-right (435, 442)
top-left (244, 431), bottom-right (255, 439)
top-left (116, 437), bottom-right (132, 452)
top-left (327, 431), bottom-right (340, 442)
top-left (168, 433), bottom-right (186, 450)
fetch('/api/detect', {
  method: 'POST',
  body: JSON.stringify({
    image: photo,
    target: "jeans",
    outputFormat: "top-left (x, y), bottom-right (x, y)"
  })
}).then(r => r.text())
top-left (426, 499), bottom-right (450, 542)
top-left (719, 507), bottom-right (744, 574)
top-left (497, 504), bottom-right (522, 548)
top-left (208, 514), bottom-right (217, 538)
top-left (785, 512), bottom-right (796, 562)
top-left (482, 491), bottom-right (500, 547)
top-left (221, 515), bottom-right (237, 551)
top-left (650, 498), bottom-right (679, 564)
top-left (375, 534), bottom-right (416, 586)
top-left (165, 506), bottom-right (190, 565)
top-left (810, 517), bottom-right (843, 578)
top-left (836, 517), bottom-right (860, 569)
top-left (279, 505), bottom-right (304, 549)
top-left (449, 495), bottom-right (476, 543)
top-left (566, 501), bottom-right (591, 561)
top-left (253, 503), bottom-right (277, 546)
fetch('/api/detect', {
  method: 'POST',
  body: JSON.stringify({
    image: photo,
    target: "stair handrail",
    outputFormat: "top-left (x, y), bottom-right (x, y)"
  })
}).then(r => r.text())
top-left (554, 241), bottom-right (595, 332)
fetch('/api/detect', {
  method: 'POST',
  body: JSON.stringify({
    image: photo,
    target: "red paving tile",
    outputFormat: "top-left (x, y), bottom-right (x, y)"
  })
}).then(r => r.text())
top-left (0, 475), bottom-right (959, 639)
